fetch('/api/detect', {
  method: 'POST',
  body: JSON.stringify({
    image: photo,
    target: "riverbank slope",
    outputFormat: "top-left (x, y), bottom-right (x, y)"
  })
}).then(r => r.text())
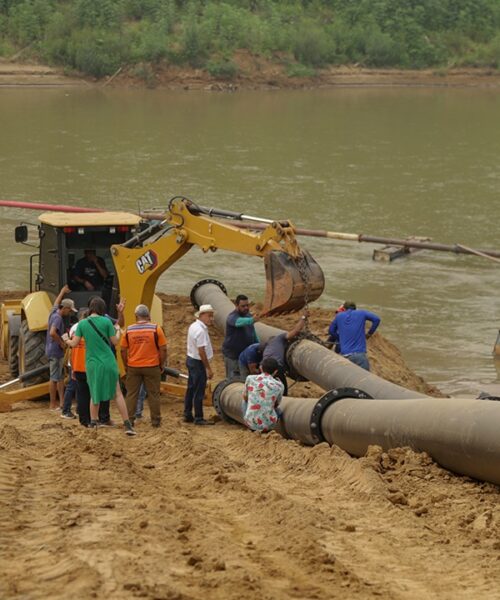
top-left (1, 57), bottom-right (500, 89)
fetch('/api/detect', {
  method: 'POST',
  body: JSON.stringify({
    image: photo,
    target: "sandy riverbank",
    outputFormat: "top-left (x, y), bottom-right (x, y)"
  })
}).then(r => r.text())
top-left (1, 56), bottom-right (500, 89)
top-left (1, 292), bottom-right (499, 599)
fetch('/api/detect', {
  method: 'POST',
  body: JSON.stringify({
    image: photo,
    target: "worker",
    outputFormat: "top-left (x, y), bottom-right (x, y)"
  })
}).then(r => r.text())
top-left (45, 285), bottom-right (77, 411)
top-left (222, 294), bottom-right (258, 378)
top-left (65, 296), bottom-right (136, 436)
top-left (68, 308), bottom-right (91, 427)
top-left (261, 312), bottom-right (308, 395)
top-left (86, 295), bottom-right (126, 426)
top-left (326, 303), bottom-right (346, 353)
top-left (184, 304), bottom-right (215, 426)
top-left (242, 357), bottom-right (284, 432)
top-left (238, 341), bottom-right (265, 378)
top-left (67, 307), bottom-right (121, 428)
top-left (120, 304), bottom-right (167, 428)
top-left (73, 248), bottom-right (109, 291)
top-left (328, 301), bottom-right (380, 371)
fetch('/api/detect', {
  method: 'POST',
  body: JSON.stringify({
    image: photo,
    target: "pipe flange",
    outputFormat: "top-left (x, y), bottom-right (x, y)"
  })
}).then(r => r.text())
top-left (309, 387), bottom-right (373, 444)
top-left (190, 278), bottom-right (227, 309)
top-left (211, 377), bottom-right (246, 424)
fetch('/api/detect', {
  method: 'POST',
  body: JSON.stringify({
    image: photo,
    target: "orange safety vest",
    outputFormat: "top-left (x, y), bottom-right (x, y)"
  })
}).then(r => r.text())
top-left (120, 322), bottom-right (167, 368)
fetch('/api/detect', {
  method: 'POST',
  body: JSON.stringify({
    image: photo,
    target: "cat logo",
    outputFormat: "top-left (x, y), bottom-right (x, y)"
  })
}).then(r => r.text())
top-left (135, 250), bottom-right (158, 274)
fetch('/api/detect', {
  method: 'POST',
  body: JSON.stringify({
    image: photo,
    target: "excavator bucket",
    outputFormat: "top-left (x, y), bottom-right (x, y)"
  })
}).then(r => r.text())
top-left (262, 250), bottom-right (325, 315)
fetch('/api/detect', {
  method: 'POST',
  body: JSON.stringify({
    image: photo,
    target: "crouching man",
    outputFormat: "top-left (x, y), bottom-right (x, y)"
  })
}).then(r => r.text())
top-left (242, 357), bottom-right (284, 432)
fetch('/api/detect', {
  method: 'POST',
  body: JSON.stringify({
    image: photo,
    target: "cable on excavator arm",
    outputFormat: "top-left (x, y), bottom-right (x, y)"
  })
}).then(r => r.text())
top-left (114, 197), bottom-right (324, 323)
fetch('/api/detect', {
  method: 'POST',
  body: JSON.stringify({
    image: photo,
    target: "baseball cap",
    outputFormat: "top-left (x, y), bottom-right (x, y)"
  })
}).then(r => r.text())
top-left (195, 304), bottom-right (215, 318)
top-left (61, 298), bottom-right (77, 312)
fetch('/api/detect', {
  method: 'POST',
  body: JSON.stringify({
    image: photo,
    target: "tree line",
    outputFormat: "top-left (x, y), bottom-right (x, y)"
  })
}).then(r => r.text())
top-left (1, 0), bottom-right (499, 79)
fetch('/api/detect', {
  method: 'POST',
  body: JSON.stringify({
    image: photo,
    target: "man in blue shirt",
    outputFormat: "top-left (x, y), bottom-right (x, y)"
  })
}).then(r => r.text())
top-left (222, 294), bottom-right (258, 378)
top-left (238, 341), bottom-right (265, 378)
top-left (262, 312), bottom-right (308, 394)
top-left (45, 285), bottom-right (77, 410)
top-left (328, 301), bottom-right (380, 371)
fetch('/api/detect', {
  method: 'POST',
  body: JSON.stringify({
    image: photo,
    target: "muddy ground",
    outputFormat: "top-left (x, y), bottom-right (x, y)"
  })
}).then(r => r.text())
top-left (1, 56), bottom-right (500, 89)
top-left (0, 292), bottom-right (499, 600)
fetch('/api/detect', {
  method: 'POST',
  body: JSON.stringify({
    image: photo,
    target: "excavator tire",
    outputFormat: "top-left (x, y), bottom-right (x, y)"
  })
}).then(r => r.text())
top-left (18, 320), bottom-right (49, 387)
top-left (8, 333), bottom-right (19, 378)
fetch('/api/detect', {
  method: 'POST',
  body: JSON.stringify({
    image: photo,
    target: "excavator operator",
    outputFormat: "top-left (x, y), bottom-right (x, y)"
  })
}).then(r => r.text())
top-left (73, 249), bottom-right (109, 291)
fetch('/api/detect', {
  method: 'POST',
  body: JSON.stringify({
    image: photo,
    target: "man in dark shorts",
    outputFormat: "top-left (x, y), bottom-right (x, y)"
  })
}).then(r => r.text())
top-left (45, 285), bottom-right (77, 410)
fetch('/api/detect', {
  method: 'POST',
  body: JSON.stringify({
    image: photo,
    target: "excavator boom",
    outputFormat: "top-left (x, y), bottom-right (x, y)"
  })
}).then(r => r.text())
top-left (113, 198), bottom-right (324, 322)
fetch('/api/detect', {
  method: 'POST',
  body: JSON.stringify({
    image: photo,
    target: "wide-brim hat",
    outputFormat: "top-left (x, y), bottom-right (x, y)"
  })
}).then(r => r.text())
top-left (195, 304), bottom-right (215, 318)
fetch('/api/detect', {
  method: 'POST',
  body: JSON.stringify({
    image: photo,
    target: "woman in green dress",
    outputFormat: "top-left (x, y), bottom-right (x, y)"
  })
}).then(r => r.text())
top-left (66, 296), bottom-right (136, 436)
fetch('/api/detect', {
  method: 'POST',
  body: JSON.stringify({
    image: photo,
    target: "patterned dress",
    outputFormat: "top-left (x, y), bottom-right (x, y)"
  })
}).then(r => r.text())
top-left (243, 373), bottom-right (284, 432)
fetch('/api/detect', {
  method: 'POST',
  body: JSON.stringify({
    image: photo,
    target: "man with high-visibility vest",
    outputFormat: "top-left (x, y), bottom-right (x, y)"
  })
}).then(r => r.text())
top-left (120, 304), bottom-right (167, 427)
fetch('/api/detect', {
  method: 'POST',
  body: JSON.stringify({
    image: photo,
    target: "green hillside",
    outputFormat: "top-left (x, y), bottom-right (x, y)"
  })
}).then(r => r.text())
top-left (1, 0), bottom-right (499, 79)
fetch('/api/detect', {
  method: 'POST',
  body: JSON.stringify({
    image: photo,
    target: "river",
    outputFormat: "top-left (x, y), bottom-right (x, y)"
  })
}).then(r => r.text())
top-left (0, 86), bottom-right (499, 394)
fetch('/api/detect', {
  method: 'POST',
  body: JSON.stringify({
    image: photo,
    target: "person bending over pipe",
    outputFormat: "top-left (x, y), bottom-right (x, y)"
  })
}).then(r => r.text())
top-left (261, 311), bottom-right (308, 394)
top-left (328, 301), bottom-right (380, 371)
top-left (238, 341), bottom-right (265, 378)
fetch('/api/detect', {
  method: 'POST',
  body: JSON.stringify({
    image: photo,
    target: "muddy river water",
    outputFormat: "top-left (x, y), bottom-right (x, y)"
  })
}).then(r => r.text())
top-left (0, 86), bottom-right (499, 394)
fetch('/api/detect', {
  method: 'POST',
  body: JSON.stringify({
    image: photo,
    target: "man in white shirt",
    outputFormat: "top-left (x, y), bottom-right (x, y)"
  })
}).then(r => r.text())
top-left (184, 304), bottom-right (215, 425)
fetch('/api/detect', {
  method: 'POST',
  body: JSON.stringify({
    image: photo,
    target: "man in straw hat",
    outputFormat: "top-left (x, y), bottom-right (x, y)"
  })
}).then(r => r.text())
top-left (184, 304), bottom-right (215, 425)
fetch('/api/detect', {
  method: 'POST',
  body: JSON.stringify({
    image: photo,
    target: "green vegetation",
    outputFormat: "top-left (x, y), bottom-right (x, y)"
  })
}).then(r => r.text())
top-left (1, 0), bottom-right (500, 78)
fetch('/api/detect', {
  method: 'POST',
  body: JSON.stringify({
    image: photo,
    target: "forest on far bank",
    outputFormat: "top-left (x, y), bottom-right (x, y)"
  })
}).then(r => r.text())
top-left (1, 0), bottom-right (500, 80)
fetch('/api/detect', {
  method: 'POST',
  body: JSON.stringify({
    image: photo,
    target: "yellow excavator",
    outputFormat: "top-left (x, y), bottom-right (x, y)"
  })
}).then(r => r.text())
top-left (0, 197), bottom-right (324, 410)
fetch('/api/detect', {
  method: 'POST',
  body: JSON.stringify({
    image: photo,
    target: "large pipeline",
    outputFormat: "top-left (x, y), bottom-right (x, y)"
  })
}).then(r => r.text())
top-left (212, 381), bottom-right (500, 486)
top-left (0, 200), bottom-right (102, 213)
top-left (230, 221), bottom-right (500, 261)
top-left (190, 279), bottom-right (426, 400)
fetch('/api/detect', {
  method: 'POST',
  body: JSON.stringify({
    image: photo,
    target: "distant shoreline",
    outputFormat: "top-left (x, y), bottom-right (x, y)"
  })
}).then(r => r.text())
top-left (1, 60), bottom-right (500, 90)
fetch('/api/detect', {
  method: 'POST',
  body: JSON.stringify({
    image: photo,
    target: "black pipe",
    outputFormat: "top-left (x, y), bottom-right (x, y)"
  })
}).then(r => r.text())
top-left (19, 364), bottom-right (49, 382)
top-left (287, 339), bottom-right (426, 400)
top-left (191, 279), bottom-right (426, 400)
top-left (213, 380), bottom-right (500, 486)
top-left (320, 395), bottom-right (500, 486)
top-left (212, 378), bottom-right (320, 445)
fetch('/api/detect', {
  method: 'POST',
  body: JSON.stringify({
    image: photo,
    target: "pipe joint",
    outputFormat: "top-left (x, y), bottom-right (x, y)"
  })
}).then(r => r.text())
top-left (212, 377), bottom-right (246, 423)
top-left (310, 387), bottom-right (372, 444)
top-left (190, 278), bottom-right (227, 309)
